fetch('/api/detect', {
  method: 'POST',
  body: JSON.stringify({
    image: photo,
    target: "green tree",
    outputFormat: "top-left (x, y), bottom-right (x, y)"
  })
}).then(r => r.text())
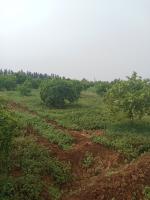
top-left (96, 81), bottom-right (111, 96)
top-left (106, 72), bottom-right (150, 120)
top-left (40, 79), bottom-right (81, 108)
top-left (0, 75), bottom-right (16, 91)
top-left (18, 80), bottom-right (32, 96)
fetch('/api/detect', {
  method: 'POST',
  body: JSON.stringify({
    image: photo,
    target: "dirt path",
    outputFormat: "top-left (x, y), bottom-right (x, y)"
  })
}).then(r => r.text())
top-left (8, 102), bottom-right (150, 200)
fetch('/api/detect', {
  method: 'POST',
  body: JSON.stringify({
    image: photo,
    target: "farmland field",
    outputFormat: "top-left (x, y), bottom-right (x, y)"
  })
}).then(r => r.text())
top-left (0, 72), bottom-right (150, 200)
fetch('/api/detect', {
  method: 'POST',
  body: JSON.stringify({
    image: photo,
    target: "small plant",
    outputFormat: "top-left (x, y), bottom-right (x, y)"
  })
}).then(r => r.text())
top-left (144, 186), bottom-right (150, 200)
top-left (82, 152), bottom-right (94, 168)
top-left (49, 186), bottom-right (62, 200)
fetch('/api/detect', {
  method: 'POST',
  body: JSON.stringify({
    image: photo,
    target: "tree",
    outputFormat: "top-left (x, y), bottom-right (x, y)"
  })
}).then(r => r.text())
top-left (18, 80), bottom-right (32, 96)
top-left (40, 79), bottom-right (81, 108)
top-left (96, 81), bottom-right (111, 96)
top-left (0, 75), bottom-right (16, 91)
top-left (106, 72), bottom-right (150, 120)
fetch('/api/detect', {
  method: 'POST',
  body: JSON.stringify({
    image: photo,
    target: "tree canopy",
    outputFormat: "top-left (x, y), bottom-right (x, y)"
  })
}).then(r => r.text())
top-left (40, 79), bottom-right (82, 108)
top-left (106, 72), bottom-right (150, 120)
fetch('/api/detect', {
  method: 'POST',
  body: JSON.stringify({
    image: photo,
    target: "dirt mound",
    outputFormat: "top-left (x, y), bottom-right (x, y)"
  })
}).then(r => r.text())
top-left (66, 153), bottom-right (150, 200)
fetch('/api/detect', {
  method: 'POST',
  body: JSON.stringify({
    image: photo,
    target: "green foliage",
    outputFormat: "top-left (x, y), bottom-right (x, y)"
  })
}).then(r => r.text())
top-left (144, 186), bottom-right (150, 200)
top-left (106, 72), bottom-right (150, 120)
top-left (14, 111), bottom-right (74, 149)
top-left (40, 79), bottom-right (81, 108)
top-left (44, 91), bottom-right (110, 130)
top-left (59, 109), bottom-right (108, 130)
top-left (0, 175), bottom-right (43, 200)
top-left (29, 78), bottom-right (41, 89)
top-left (0, 89), bottom-right (110, 130)
top-left (82, 152), bottom-right (94, 168)
top-left (93, 121), bottom-right (150, 159)
top-left (48, 186), bottom-right (62, 200)
top-left (12, 136), bottom-right (71, 184)
top-left (0, 109), bottom-right (17, 174)
top-left (96, 81), bottom-right (111, 96)
top-left (18, 80), bottom-right (32, 96)
top-left (0, 135), bottom-right (71, 200)
top-left (15, 71), bottom-right (27, 84)
top-left (0, 75), bottom-right (16, 91)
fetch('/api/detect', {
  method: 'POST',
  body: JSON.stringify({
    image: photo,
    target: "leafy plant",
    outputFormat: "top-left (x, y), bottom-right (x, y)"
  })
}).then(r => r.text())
top-left (0, 175), bottom-right (43, 200)
top-left (144, 186), bottom-right (150, 200)
top-left (49, 186), bottom-right (62, 200)
top-left (106, 72), bottom-right (150, 120)
top-left (0, 109), bottom-right (17, 174)
top-left (82, 152), bottom-right (94, 168)
top-left (18, 80), bottom-right (32, 96)
top-left (40, 79), bottom-right (81, 108)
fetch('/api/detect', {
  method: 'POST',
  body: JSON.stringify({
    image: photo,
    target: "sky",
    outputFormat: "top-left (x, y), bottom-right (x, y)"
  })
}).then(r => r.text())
top-left (0, 0), bottom-right (150, 81)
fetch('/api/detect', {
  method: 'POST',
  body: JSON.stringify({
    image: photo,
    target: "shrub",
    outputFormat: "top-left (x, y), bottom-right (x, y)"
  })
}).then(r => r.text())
top-left (0, 109), bottom-right (17, 174)
top-left (0, 75), bottom-right (16, 91)
top-left (143, 186), bottom-right (150, 200)
top-left (18, 81), bottom-right (31, 96)
top-left (0, 175), bottom-right (43, 200)
top-left (82, 152), bottom-right (94, 168)
top-left (106, 72), bottom-right (150, 120)
top-left (40, 79), bottom-right (81, 108)
top-left (96, 81), bottom-right (111, 96)
top-left (49, 186), bottom-right (62, 200)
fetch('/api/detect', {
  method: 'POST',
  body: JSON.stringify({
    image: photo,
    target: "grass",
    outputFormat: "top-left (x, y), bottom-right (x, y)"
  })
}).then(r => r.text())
top-left (0, 89), bottom-right (109, 130)
top-left (14, 111), bottom-right (74, 149)
top-left (1, 88), bottom-right (150, 158)
top-left (93, 120), bottom-right (150, 159)
top-left (1, 87), bottom-right (150, 200)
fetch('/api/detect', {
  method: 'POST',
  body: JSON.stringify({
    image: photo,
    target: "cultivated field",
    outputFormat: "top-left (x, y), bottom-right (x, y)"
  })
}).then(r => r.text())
top-left (1, 71), bottom-right (150, 200)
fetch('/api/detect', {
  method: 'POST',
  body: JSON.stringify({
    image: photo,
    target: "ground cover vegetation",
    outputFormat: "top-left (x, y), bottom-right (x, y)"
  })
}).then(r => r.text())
top-left (0, 69), bottom-right (150, 199)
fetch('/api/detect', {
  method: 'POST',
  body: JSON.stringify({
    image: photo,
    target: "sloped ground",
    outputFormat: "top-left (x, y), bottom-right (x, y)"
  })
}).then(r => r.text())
top-left (67, 154), bottom-right (150, 200)
top-left (8, 102), bottom-right (150, 200)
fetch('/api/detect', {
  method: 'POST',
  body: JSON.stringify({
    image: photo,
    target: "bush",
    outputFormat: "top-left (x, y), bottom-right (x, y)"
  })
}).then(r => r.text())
top-left (40, 79), bottom-right (81, 108)
top-left (29, 78), bottom-right (41, 89)
top-left (106, 72), bottom-right (150, 120)
top-left (18, 81), bottom-right (31, 96)
top-left (82, 152), bottom-right (94, 168)
top-left (0, 75), bottom-right (16, 91)
top-left (49, 186), bottom-right (61, 200)
top-left (96, 81), bottom-right (111, 96)
top-left (143, 186), bottom-right (150, 200)
top-left (0, 175), bottom-right (43, 200)
top-left (0, 109), bottom-right (17, 174)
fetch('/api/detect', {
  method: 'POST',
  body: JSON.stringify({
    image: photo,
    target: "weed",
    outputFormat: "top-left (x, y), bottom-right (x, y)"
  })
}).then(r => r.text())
top-left (82, 152), bottom-right (94, 168)
top-left (144, 186), bottom-right (150, 200)
top-left (49, 186), bottom-right (62, 200)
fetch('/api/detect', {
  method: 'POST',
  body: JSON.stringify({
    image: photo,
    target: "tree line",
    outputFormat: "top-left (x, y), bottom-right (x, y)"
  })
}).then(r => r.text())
top-left (0, 69), bottom-right (150, 120)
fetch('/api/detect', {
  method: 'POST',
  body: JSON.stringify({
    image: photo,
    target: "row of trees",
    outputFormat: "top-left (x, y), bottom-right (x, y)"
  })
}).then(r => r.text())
top-left (0, 69), bottom-right (61, 79)
top-left (0, 69), bottom-right (93, 93)
top-left (1, 69), bottom-right (150, 120)
top-left (0, 69), bottom-right (63, 91)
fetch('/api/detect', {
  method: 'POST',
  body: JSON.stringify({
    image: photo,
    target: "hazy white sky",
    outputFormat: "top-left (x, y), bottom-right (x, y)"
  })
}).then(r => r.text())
top-left (0, 0), bottom-right (150, 80)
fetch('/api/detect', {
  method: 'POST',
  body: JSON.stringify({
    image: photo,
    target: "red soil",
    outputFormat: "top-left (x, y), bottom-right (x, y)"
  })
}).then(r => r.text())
top-left (9, 102), bottom-right (150, 200)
